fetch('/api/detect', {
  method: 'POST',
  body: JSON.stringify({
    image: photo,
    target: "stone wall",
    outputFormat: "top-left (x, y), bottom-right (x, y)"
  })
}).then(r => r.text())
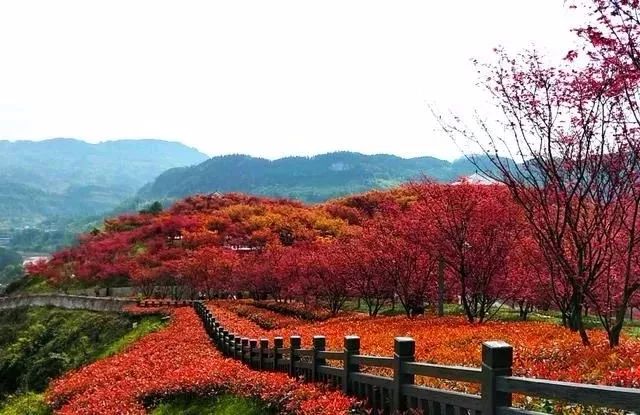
top-left (68, 286), bottom-right (195, 299)
top-left (0, 294), bottom-right (137, 312)
top-left (69, 286), bottom-right (135, 298)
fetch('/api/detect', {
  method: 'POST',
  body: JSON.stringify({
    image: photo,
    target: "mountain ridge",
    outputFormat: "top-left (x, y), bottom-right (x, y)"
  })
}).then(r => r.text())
top-left (0, 138), bottom-right (208, 228)
top-left (138, 151), bottom-right (496, 203)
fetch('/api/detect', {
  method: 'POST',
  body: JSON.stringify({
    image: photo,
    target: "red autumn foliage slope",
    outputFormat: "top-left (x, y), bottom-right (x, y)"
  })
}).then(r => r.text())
top-left (209, 301), bottom-right (640, 389)
top-left (45, 307), bottom-right (354, 415)
top-left (30, 185), bottom-right (640, 348)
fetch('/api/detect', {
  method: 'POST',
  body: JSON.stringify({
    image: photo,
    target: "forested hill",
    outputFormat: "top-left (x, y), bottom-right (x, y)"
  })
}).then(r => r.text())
top-left (138, 152), bottom-right (497, 203)
top-left (0, 138), bottom-right (208, 228)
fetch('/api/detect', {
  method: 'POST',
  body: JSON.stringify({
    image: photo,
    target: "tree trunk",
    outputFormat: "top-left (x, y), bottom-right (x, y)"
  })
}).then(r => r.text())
top-left (460, 295), bottom-right (475, 323)
top-left (578, 322), bottom-right (590, 346)
top-left (518, 301), bottom-right (530, 321)
top-left (477, 296), bottom-right (487, 323)
top-left (438, 256), bottom-right (445, 317)
top-left (608, 324), bottom-right (622, 348)
top-left (567, 293), bottom-right (590, 345)
top-left (608, 298), bottom-right (632, 348)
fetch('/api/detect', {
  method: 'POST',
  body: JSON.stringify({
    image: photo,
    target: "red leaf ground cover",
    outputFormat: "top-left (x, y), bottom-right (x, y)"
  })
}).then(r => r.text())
top-left (222, 301), bottom-right (304, 330)
top-left (252, 301), bottom-right (334, 321)
top-left (209, 301), bottom-right (640, 390)
top-left (45, 307), bottom-right (354, 415)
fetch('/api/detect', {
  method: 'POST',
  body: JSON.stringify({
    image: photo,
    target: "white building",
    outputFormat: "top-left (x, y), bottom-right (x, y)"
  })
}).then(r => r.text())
top-left (22, 256), bottom-right (50, 267)
top-left (452, 172), bottom-right (501, 186)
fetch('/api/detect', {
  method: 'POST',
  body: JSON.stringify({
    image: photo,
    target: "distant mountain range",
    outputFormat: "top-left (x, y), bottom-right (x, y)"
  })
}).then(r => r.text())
top-left (138, 152), bottom-right (499, 203)
top-left (0, 139), bottom-right (507, 252)
top-left (0, 138), bottom-right (208, 228)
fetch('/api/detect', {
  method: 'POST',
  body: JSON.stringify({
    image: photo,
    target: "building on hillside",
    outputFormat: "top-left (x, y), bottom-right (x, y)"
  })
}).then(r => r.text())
top-left (0, 230), bottom-right (11, 247)
top-left (224, 244), bottom-right (261, 252)
top-left (22, 256), bottom-right (50, 267)
top-left (223, 235), bottom-right (261, 253)
top-left (452, 172), bottom-right (501, 186)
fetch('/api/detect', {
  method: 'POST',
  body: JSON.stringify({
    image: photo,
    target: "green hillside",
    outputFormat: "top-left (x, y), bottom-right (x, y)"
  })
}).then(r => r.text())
top-left (138, 152), bottom-right (492, 203)
top-left (0, 248), bottom-right (22, 289)
top-left (0, 306), bottom-right (165, 413)
top-left (0, 138), bottom-right (208, 229)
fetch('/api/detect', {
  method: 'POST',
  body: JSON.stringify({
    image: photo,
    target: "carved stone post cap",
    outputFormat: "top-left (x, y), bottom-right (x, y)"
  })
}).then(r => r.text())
top-left (482, 341), bottom-right (513, 368)
top-left (394, 337), bottom-right (415, 356)
top-left (344, 335), bottom-right (360, 350)
top-left (290, 336), bottom-right (302, 348)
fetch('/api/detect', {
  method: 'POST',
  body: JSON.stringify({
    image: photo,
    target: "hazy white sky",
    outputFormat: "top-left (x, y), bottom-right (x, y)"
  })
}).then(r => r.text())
top-left (0, 1), bottom-right (580, 160)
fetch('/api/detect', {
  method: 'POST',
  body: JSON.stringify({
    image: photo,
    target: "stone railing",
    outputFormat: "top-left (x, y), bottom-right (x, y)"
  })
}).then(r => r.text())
top-left (0, 294), bottom-right (137, 312)
top-left (194, 301), bottom-right (640, 414)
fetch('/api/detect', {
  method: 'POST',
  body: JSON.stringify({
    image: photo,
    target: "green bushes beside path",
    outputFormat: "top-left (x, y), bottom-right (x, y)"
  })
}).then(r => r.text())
top-left (0, 306), bottom-right (166, 410)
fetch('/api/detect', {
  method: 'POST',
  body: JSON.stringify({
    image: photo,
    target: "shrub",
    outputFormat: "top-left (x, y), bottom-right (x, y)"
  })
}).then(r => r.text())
top-left (46, 308), bottom-right (354, 415)
top-left (252, 301), bottom-right (332, 322)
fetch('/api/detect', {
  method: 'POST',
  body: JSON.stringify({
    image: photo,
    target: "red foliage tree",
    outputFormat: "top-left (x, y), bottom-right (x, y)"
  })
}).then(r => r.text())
top-left (340, 233), bottom-right (395, 316)
top-left (437, 3), bottom-right (640, 344)
top-left (302, 242), bottom-right (351, 315)
top-left (412, 182), bottom-right (523, 323)
top-left (168, 246), bottom-right (238, 298)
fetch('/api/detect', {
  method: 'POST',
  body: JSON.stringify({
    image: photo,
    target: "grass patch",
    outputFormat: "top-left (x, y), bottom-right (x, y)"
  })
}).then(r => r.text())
top-left (0, 392), bottom-right (50, 415)
top-left (0, 306), bottom-right (166, 401)
top-left (2, 276), bottom-right (54, 295)
top-left (150, 394), bottom-right (271, 415)
top-left (3, 275), bottom-right (107, 296)
top-left (626, 325), bottom-right (640, 338)
top-left (343, 299), bottom-right (405, 316)
top-left (97, 315), bottom-right (166, 359)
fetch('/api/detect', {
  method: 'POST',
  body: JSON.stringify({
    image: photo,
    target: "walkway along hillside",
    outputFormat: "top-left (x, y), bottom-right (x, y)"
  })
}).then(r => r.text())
top-left (0, 293), bottom-right (137, 312)
top-left (0, 293), bottom-right (193, 312)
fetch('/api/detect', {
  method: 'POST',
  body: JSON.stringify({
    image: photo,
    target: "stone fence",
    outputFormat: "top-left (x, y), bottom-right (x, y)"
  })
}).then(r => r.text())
top-left (0, 293), bottom-right (137, 312)
top-left (194, 302), bottom-right (640, 414)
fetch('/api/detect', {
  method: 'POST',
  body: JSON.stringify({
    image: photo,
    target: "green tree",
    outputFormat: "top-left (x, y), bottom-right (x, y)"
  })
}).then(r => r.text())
top-left (0, 248), bottom-right (21, 270)
top-left (139, 201), bottom-right (163, 215)
top-left (0, 265), bottom-right (23, 287)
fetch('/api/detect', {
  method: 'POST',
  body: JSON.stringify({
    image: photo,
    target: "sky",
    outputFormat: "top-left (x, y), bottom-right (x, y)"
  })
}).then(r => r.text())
top-left (0, 1), bottom-right (581, 161)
